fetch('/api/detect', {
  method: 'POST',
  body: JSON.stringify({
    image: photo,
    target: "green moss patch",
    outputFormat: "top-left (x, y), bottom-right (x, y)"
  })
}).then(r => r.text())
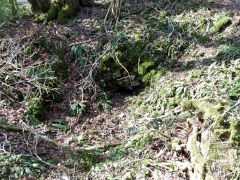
top-left (138, 61), bottom-right (155, 76)
top-left (211, 16), bottom-right (231, 34)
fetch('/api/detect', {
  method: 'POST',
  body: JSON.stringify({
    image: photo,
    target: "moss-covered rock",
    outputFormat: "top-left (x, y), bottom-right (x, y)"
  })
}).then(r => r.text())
top-left (187, 106), bottom-right (239, 179)
top-left (138, 60), bottom-right (155, 76)
top-left (98, 31), bottom-right (184, 90)
top-left (98, 37), bottom-right (145, 90)
top-left (26, 98), bottom-right (45, 121)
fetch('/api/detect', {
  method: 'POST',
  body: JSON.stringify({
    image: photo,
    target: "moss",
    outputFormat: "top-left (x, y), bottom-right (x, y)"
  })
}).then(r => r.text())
top-left (187, 127), bottom-right (206, 179)
top-left (47, 4), bottom-right (59, 20)
top-left (196, 51), bottom-right (205, 57)
top-left (34, 14), bottom-right (47, 23)
top-left (160, 11), bottom-right (169, 18)
top-left (182, 100), bottom-right (193, 110)
top-left (138, 60), bottom-right (155, 76)
top-left (192, 99), bottom-right (224, 126)
top-left (142, 70), bottom-right (156, 84)
top-left (167, 98), bottom-right (181, 109)
top-left (29, 0), bottom-right (93, 24)
top-left (136, 98), bottom-right (143, 107)
top-left (26, 98), bottom-right (45, 121)
top-left (101, 53), bottom-right (111, 63)
top-left (58, 4), bottom-right (74, 24)
top-left (229, 118), bottom-right (240, 145)
top-left (153, 69), bottom-right (165, 82)
top-left (211, 16), bottom-right (231, 34)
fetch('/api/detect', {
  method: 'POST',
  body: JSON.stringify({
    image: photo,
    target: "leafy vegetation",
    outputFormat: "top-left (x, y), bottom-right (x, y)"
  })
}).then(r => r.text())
top-left (0, 0), bottom-right (29, 25)
top-left (0, 0), bottom-right (239, 179)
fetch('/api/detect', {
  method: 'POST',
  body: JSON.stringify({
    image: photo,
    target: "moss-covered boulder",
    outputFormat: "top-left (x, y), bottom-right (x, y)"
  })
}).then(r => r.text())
top-left (97, 34), bottom-right (157, 90)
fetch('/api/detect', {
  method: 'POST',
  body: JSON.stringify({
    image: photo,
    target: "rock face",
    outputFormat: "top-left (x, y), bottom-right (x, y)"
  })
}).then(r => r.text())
top-left (186, 99), bottom-right (240, 180)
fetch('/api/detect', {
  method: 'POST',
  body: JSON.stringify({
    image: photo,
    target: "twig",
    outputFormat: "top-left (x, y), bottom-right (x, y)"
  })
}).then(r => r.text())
top-left (223, 100), bottom-right (240, 117)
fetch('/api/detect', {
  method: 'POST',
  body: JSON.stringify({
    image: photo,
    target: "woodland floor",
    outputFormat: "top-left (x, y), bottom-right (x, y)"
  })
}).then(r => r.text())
top-left (0, 0), bottom-right (240, 179)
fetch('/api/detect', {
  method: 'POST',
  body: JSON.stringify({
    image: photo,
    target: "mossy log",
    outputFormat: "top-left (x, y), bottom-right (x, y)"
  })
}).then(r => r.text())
top-left (185, 99), bottom-right (240, 179)
top-left (27, 0), bottom-right (94, 24)
top-left (211, 16), bottom-right (231, 35)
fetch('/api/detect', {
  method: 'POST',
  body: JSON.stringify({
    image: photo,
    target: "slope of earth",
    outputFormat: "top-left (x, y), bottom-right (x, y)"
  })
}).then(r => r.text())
top-left (0, 0), bottom-right (240, 179)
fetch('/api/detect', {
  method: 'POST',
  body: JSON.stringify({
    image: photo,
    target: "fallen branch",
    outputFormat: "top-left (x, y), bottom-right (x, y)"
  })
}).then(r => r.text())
top-left (0, 124), bottom-right (121, 152)
top-left (0, 124), bottom-right (27, 132)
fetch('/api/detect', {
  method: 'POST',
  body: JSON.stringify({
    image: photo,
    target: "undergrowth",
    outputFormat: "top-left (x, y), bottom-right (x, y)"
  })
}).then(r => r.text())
top-left (0, 0), bottom-right (240, 179)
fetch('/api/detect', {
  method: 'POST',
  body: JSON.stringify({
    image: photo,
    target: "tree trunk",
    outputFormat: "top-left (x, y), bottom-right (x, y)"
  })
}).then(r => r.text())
top-left (27, 0), bottom-right (93, 24)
